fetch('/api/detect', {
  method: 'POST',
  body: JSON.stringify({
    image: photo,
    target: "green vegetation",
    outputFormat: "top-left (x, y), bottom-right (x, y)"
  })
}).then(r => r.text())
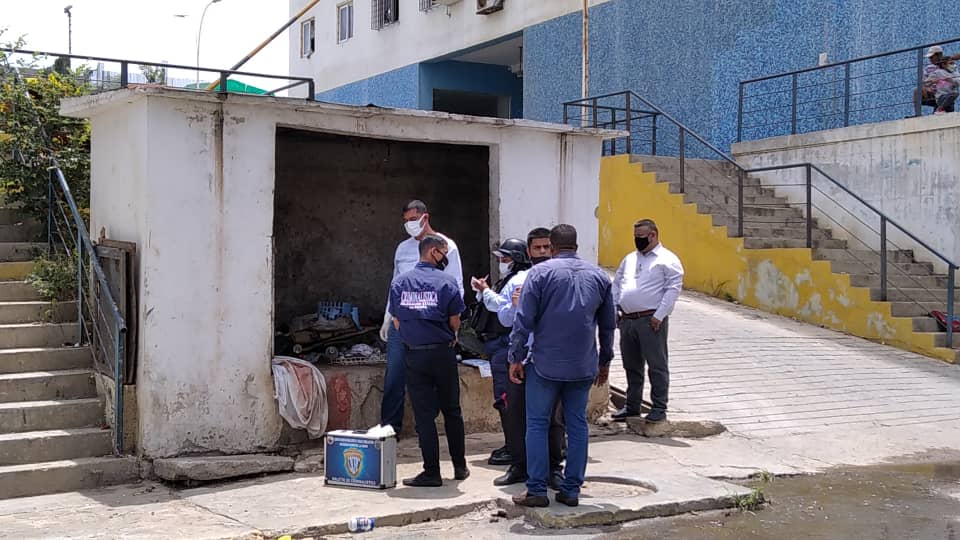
top-left (27, 254), bottom-right (77, 302)
top-left (732, 469), bottom-right (773, 512)
top-left (0, 30), bottom-right (92, 225)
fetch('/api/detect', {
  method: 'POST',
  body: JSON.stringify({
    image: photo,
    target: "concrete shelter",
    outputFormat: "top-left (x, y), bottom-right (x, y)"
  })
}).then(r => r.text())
top-left (61, 87), bottom-right (615, 458)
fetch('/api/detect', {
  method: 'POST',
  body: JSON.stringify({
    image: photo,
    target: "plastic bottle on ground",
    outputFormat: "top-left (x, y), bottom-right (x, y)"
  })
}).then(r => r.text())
top-left (348, 516), bottom-right (375, 533)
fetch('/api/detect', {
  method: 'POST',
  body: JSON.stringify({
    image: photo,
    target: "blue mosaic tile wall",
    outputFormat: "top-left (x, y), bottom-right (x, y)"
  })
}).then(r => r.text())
top-left (315, 61), bottom-right (523, 117)
top-left (315, 64), bottom-right (420, 109)
top-left (418, 61), bottom-right (524, 118)
top-left (523, 0), bottom-right (960, 151)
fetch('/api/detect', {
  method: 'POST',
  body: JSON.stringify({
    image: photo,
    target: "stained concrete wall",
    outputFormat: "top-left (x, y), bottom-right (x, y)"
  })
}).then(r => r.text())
top-left (318, 365), bottom-right (609, 439)
top-left (87, 99), bottom-right (149, 451)
top-left (732, 115), bottom-right (960, 273)
top-left (65, 88), bottom-right (610, 458)
top-left (598, 156), bottom-right (954, 363)
top-left (273, 130), bottom-right (490, 324)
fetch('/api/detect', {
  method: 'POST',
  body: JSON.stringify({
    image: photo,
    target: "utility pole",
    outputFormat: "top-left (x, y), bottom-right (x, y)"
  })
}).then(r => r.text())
top-left (581, 0), bottom-right (589, 99)
top-left (64, 5), bottom-right (73, 54)
top-left (197, 0), bottom-right (225, 86)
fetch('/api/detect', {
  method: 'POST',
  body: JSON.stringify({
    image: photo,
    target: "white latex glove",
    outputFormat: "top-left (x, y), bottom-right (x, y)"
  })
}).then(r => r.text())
top-left (380, 312), bottom-right (392, 342)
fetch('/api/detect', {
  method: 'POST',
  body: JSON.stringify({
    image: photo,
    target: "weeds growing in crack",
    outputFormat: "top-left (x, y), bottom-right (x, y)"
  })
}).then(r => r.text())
top-left (733, 469), bottom-right (773, 512)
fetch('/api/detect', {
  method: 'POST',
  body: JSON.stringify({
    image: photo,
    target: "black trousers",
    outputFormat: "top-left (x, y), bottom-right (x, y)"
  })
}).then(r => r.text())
top-left (404, 347), bottom-right (466, 475)
top-left (620, 316), bottom-right (670, 413)
top-left (504, 376), bottom-right (565, 471)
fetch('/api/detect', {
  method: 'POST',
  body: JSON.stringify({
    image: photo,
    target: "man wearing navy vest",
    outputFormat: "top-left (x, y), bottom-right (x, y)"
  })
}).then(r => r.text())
top-left (389, 234), bottom-right (468, 487)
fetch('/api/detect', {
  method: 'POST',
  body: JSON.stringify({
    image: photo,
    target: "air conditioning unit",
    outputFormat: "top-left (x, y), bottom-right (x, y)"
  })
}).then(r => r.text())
top-left (437, 0), bottom-right (462, 5)
top-left (476, 0), bottom-right (504, 15)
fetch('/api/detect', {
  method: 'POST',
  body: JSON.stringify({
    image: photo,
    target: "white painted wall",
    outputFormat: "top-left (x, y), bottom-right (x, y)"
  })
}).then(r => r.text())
top-left (289, 0), bottom-right (613, 92)
top-left (65, 88), bottom-right (611, 457)
top-left (733, 115), bottom-right (960, 273)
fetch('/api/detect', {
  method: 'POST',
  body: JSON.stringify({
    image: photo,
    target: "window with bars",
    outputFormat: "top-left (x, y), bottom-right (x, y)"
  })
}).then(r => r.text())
top-left (337, 1), bottom-right (354, 43)
top-left (371, 0), bottom-right (399, 30)
top-left (419, 0), bottom-right (439, 11)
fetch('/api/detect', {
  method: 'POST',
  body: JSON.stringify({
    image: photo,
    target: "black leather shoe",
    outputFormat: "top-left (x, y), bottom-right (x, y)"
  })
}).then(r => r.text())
top-left (612, 407), bottom-right (641, 422)
top-left (488, 448), bottom-right (513, 466)
top-left (549, 467), bottom-right (564, 491)
top-left (556, 492), bottom-right (579, 507)
top-left (402, 472), bottom-right (442, 487)
top-left (645, 409), bottom-right (667, 423)
top-left (494, 465), bottom-right (528, 486)
top-left (512, 491), bottom-right (550, 507)
top-left (454, 465), bottom-right (470, 480)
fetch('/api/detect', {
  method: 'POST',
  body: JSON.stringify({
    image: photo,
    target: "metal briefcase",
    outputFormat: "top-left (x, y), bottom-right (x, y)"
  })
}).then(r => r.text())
top-left (324, 430), bottom-right (397, 489)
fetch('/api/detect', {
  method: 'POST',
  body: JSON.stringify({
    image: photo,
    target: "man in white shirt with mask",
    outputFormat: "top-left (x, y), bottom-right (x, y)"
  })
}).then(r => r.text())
top-left (380, 200), bottom-right (464, 432)
top-left (611, 219), bottom-right (683, 424)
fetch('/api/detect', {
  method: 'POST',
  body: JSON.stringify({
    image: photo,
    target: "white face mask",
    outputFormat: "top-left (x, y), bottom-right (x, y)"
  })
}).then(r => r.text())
top-left (404, 216), bottom-right (425, 238)
top-left (499, 261), bottom-right (511, 275)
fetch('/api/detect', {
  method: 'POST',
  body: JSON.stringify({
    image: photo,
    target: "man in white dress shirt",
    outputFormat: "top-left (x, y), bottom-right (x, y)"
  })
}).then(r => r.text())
top-left (379, 200), bottom-right (464, 432)
top-left (611, 219), bottom-right (683, 423)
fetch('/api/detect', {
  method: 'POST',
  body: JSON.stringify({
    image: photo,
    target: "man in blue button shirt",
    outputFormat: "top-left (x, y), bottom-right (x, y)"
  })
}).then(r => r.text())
top-left (389, 234), bottom-right (468, 487)
top-left (495, 227), bottom-right (567, 489)
top-left (507, 224), bottom-right (616, 508)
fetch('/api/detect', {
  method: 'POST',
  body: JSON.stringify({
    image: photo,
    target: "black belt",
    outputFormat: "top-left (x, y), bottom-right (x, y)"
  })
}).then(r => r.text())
top-left (621, 309), bottom-right (656, 320)
top-left (406, 342), bottom-right (453, 351)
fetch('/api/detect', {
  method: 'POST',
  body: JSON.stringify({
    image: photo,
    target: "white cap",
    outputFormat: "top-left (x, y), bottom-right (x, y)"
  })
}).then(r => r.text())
top-left (926, 45), bottom-right (943, 58)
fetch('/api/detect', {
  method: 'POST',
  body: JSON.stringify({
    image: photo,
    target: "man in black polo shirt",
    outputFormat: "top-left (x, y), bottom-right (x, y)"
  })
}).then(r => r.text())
top-left (389, 234), bottom-right (469, 487)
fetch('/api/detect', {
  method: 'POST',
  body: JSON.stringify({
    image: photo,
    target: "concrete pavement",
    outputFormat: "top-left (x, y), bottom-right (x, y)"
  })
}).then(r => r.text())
top-left (0, 436), bottom-right (752, 539)
top-left (610, 291), bottom-right (960, 438)
top-left (1, 291), bottom-right (959, 538)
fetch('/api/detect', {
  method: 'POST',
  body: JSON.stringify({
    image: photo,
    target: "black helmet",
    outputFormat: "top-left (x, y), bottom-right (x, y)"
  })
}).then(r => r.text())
top-left (492, 238), bottom-right (530, 265)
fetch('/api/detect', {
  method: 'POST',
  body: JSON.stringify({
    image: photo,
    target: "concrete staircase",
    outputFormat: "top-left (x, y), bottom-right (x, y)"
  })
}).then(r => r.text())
top-left (0, 209), bottom-right (137, 499)
top-left (633, 155), bottom-right (959, 362)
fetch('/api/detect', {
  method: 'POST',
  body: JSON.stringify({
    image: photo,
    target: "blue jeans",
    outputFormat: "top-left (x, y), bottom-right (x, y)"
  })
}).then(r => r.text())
top-left (381, 325), bottom-right (406, 431)
top-left (525, 366), bottom-right (592, 498)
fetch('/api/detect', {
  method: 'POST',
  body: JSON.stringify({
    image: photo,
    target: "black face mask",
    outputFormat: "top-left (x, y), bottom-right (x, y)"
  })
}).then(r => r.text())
top-left (531, 256), bottom-right (551, 265)
top-left (434, 252), bottom-right (449, 271)
top-left (635, 236), bottom-right (650, 252)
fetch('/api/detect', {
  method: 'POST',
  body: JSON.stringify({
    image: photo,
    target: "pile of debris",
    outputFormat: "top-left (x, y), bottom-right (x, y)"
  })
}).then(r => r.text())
top-left (275, 302), bottom-right (385, 366)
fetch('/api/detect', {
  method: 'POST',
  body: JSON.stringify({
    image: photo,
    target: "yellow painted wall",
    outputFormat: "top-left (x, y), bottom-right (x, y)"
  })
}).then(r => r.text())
top-left (598, 155), bottom-right (955, 363)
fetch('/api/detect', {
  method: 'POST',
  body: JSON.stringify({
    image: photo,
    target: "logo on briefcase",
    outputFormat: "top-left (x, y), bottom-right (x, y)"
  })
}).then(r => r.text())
top-left (343, 447), bottom-right (364, 478)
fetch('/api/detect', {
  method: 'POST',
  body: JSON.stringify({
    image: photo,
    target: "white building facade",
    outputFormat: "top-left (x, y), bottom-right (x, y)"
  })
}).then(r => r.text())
top-left (289, 0), bottom-right (611, 118)
top-left (63, 87), bottom-right (612, 457)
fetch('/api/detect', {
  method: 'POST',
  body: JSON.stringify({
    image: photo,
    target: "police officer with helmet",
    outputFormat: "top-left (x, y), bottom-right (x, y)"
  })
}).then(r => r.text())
top-left (471, 238), bottom-right (532, 466)
top-left (389, 234), bottom-right (469, 487)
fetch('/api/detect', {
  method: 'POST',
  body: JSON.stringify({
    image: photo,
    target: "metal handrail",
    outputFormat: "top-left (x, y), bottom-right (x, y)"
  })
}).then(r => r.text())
top-left (566, 91), bottom-right (742, 169)
top-left (51, 167), bottom-right (128, 456)
top-left (748, 163), bottom-right (959, 270)
top-left (737, 36), bottom-right (960, 140)
top-left (741, 36), bottom-right (960, 85)
top-left (3, 52), bottom-right (129, 453)
top-left (565, 90), bottom-right (957, 349)
top-left (0, 48), bottom-right (316, 97)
